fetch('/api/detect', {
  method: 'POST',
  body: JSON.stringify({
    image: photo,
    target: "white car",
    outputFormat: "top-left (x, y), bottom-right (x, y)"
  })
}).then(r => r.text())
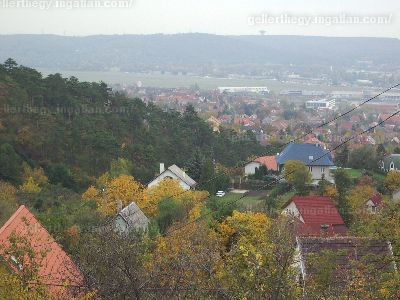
top-left (216, 191), bottom-right (226, 197)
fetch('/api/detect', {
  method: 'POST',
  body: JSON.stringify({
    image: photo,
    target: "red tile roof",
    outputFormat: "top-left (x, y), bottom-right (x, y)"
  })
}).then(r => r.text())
top-left (340, 121), bottom-right (353, 131)
top-left (234, 117), bottom-right (255, 126)
top-left (291, 196), bottom-right (344, 224)
top-left (0, 205), bottom-right (83, 297)
top-left (379, 114), bottom-right (400, 124)
top-left (254, 156), bottom-right (278, 171)
top-left (285, 196), bottom-right (347, 236)
top-left (370, 193), bottom-right (383, 206)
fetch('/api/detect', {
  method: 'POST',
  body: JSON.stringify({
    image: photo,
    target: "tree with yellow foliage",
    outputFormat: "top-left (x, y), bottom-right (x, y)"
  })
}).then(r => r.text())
top-left (19, 163), bottom-right (48, 194)
top-left (143, 178), bottom-right (208, 217)
top-left (0, 267), bottom-right (48, 300)
top-left (150, 221), bottom-right (224, 298)
top-left (82, 174), bottom-right (144, 215)
top-left (347, 185), bottom-right (375, 213)
top-left (0, 181), bottom-right (19, 226)
top-left (22, 163), bottom-right (48, 187)
top-left (384, 170), bottom-right (400, 193)
top-left (218, 210), bottom-right (270, 247)
top-left (325, 185), bottom-right (338, 198)
top-left (20, 176), bottom-right (42, 193)
top-left (218, 214), bottom-right (299, 299)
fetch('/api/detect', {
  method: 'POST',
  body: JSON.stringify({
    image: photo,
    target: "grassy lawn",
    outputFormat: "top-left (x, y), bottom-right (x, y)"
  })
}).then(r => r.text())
top-left (343, 168), bottom-right (363, 178)
top-left (210, 192), bottom-right (266, 213)
top-left (343, 168), bottom-right (385, 182)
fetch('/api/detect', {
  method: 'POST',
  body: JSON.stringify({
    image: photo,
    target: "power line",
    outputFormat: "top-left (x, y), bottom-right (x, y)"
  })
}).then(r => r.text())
top-left (118, 83), bottom-right (400, 236)
top-left (164, 108), bottom-right (400, 237)
top-left (285, 83), bottom-right (400, 146)
top-left (13, 84), bottom-right (400, 238)
top-left (3, 84), bottom-right (399, 268)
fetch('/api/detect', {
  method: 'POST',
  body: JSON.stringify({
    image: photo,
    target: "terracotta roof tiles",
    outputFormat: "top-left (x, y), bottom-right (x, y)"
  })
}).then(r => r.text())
top-left (0, 205), bottom-right (83, 297)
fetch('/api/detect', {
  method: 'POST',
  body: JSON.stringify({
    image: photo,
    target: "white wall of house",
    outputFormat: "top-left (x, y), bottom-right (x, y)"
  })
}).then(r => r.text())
top-left (282, 202), bottom-right (304, 223)
top-left (393, 190), bottom-right (400, 202)
top-left (308, 165), bottom-right (334, 184)
top-left (245, 162), bottom-right (262, 175)
top-left (115, 215), bottom-right (129, 233)
top-left (148, 170), bottom-right (191, 190)
top-left (365, 200), bottom-right (377, 214)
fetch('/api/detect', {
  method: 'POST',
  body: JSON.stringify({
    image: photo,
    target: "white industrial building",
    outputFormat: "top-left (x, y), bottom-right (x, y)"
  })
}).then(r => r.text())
top-left (306, 98), bottom-right (335, 110)
top-left (218, 87), bottom-right (269, 94)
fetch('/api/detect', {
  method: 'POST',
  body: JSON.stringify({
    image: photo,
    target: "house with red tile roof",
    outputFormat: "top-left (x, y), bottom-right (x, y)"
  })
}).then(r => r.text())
top-left (365, 193), bottom-right (383, 214)
top-left (379, 113), bottom-right (400, 125)
top-left (296, 236), bottom-right (397, 291)
top-left (234, 117), bottom-right (255, 127)
top-left (339, 121), bottom-right (353, 132)
top-left (282, 196), bottom-right (347, 236)
top-left (303, 134), bottom-right (327, 149)
top-left (271, 120), bottom-right (289, 131)
top-left (0, 205), bottom-right (84, 298)
top-left (244, 155), bottom-right (278, 175)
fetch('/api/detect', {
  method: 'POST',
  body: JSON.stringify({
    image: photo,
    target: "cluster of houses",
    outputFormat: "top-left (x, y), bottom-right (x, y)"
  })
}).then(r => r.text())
top-left (245, 143), bottom-right (336, 184)
top-left (1, 156), bottom-right (396, 296)
top-left (0, 163), bottom-right (199, 298)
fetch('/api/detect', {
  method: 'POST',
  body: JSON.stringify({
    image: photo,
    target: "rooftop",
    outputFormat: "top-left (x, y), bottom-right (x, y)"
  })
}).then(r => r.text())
top-left (277, 143), bottom-right (334, 167)
top-left (0, 205), bottom-right (83, 296)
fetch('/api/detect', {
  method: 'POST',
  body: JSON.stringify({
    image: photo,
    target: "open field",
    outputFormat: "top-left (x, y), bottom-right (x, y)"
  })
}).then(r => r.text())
top-left (37, 69), bottom-right (363, 92)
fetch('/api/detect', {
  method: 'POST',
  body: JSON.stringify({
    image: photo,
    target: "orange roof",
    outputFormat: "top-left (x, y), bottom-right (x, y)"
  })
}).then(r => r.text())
top-left (255, 156), bottom-right (278, 171)
top-left (0, 205), bottom-right (84, 297)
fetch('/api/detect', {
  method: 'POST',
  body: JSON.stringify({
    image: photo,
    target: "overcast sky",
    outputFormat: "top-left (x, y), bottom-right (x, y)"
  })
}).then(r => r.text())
top-left (0, 0), bottom-right (399, 38)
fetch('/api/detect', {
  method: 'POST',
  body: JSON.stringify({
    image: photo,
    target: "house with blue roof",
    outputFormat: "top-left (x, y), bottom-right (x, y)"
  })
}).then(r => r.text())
top-left (277, 143), bottom-right (336, 184)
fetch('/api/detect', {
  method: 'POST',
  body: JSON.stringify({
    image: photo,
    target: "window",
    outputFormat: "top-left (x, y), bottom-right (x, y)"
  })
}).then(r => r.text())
top-left (390, 162), bottom-right (395, 170)
top-left (321, 167), bottom-right (325, 173)
top-left (309, 166), bottom-right (313, 172)
top-left (10, 255), bottom-right (23, 270)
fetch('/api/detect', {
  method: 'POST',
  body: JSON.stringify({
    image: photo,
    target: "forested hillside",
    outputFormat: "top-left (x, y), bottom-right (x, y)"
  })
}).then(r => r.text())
top-left (0, 58), bottom-right (264, 190)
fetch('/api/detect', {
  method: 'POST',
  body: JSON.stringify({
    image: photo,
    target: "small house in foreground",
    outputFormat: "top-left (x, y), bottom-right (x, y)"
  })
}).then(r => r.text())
top-left (282, 196), bottom-right (347, 237)
top-left (148, 163), bottom-right (197, 190)
top-left (296, 237), bottom-right (397, 290)
top-left (115, 202), bottom-right (149, 234)
top-left (365, 193), bottom-right (383, 214)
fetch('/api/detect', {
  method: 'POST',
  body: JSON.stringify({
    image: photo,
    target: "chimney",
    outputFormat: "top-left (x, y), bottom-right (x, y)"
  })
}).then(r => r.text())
top-left (160, 163), bottom-right (165, 174)
top-left (320, 224), bottom-right (329, 236)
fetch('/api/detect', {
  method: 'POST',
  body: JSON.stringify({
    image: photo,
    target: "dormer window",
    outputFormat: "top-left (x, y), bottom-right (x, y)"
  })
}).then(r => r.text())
top-left (10, 255), bottom-right (23, 270)
top-left (309, 156), bottom-right (314, 161)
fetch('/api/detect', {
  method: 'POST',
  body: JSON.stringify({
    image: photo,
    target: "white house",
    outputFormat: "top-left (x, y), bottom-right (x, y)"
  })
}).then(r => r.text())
top-left (244, 161), bottom-right (263, 176)
top-left (244, 156), bottom-right (278, 176)
top-left (147, 163), bottom-right (197, 190)
top-left (277, 143), bottom-right (336, 184)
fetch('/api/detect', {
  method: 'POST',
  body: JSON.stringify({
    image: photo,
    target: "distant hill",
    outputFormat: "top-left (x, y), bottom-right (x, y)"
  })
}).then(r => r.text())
top-left (0, 33), bottom-right (399, 71)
